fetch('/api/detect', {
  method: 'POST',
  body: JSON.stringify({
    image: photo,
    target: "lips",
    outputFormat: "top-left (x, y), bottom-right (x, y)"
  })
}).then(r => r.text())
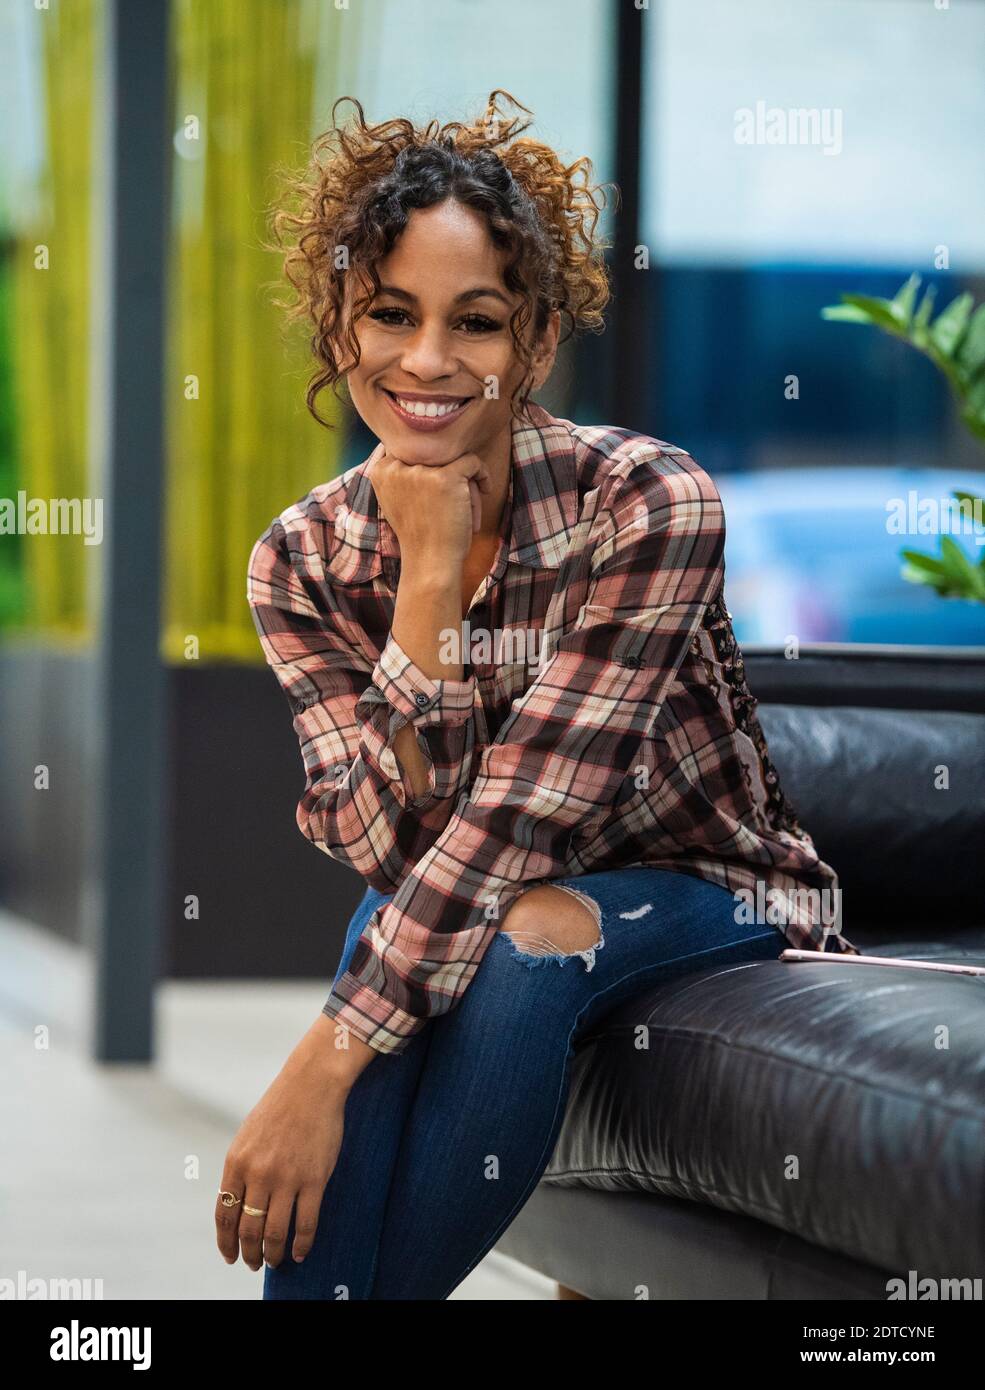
top-left (381, 387), bottom-right (475, 432)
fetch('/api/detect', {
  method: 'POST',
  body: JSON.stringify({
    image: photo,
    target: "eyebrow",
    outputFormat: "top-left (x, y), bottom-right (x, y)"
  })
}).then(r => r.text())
top-left (375, 284), bottom-right (511, 307)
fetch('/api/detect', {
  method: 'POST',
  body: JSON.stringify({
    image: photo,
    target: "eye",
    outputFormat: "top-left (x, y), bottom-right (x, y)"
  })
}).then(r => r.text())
top-left (366, 307), bottom-right (502, 333)
top-left (368, 307), bottom-right (411, 327)
top-left (458, 314), bottom-right (501, 334)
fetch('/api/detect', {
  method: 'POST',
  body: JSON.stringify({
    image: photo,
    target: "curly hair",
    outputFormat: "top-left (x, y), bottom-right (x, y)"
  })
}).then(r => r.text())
top-left (265, 89), bottom-right (615, 427)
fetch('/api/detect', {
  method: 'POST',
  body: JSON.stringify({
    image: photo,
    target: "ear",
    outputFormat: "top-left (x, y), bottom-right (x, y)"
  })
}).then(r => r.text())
top-left (530, 307), bottom-right (561, 390)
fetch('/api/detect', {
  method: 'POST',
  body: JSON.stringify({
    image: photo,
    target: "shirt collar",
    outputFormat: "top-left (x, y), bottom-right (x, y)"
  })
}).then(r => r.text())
top-left (326, 401), bottom-right (581, 584)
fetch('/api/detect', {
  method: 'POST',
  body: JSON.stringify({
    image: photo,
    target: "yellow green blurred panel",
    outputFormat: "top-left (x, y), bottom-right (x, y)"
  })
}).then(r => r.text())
top-left (2, 0), bottom-right (357, 663)
top-left (5, 0), bottom-right (98, 643)
top-left (164, 0), bottom-right (352, 666)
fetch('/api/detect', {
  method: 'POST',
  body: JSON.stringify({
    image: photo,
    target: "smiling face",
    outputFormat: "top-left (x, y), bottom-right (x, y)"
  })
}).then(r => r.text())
top-left (340, 199), bottom-right (559, 467)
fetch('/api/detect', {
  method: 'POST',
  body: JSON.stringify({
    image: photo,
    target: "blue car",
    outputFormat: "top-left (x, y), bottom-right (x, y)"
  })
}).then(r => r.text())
top-left (717, 466), bottom-right (985, 646)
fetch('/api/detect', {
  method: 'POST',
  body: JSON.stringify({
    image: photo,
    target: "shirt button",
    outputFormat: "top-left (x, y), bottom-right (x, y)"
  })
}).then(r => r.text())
top-left (294, 698), bottom-right (307, 713)
top-left (414, 692), bottom-right (430, 707)
top-left (623, 655), bottom-right (644, 668)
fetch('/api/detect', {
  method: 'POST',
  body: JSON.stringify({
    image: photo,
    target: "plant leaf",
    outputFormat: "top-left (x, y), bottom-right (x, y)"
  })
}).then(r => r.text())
top-left (929, 292), bottom-right (974, 358)
top-left (960, 375), bottom-right (985, 441)
top-left (939, 536), bottom-right (985, 599)
top-left (956, 302), bottom-right (985, 378)
top-left (960, 406), bottom-right (985, 443)
top-left (911, 284), bottom-right (937, 346)
top-left (900, 559), bottom-right (950, 594)
top-left (820, 303), bottom-right (878, 323)
top-left (899, 548), bottom-right (948, 575)
top-left (821, 274), bottom-right (985, 457)
top-left (891, 273), bottom-right (921, 329)
top-left (838, 293), bottom-right (906, 333)
top-left (950, 490), bottom-right (985, 532)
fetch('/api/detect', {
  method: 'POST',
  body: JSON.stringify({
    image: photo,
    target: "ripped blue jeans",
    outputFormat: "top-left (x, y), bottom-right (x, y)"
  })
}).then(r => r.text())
top-left (263, 865), bottom-right (787, 1301)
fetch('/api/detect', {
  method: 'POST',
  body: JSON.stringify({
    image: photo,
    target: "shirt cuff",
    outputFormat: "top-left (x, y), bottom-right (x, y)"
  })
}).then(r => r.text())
top-left (365, 632), bottom-right (475, 730)
top-left (321, 971), bottom-right (425, 1055)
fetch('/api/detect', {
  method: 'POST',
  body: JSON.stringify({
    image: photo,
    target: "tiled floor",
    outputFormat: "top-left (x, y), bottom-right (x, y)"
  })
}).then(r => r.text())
top-left (0, 910), bottom-right (556, 1301)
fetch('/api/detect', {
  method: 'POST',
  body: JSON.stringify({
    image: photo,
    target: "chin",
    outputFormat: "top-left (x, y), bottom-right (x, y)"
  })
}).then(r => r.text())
top-left (378, 427), bottom-right (475, 466)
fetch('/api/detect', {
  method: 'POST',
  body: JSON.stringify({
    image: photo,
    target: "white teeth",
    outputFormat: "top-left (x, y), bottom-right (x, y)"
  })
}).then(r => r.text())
top-left (393, 395), bottom-right (466, 418)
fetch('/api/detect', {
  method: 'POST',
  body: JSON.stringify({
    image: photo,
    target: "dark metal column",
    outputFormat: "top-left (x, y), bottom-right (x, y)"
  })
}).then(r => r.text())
top-left (91, 0), bottom-right (171, 1060)
top-left (609, 0), bottom-right (649, 431)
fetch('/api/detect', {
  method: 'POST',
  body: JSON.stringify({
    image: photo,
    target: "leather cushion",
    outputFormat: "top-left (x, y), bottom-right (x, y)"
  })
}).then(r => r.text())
top-left (542, 935), bottom-right (985, 1277)
top-left (758, 704), bottom-right (985, 926)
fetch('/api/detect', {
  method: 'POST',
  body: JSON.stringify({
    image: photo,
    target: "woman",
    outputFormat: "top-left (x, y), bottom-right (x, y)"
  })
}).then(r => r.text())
top-left (219, 91), bottom-right (859, 1300)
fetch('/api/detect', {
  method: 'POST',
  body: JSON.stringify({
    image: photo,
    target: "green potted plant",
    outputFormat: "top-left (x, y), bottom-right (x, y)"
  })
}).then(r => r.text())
top-left (821, 275), bottom-right (985, 603)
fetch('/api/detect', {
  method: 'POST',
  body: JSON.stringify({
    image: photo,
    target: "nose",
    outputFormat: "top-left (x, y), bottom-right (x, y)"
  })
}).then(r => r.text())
top-left (398, 321), bottom-right (461, 381)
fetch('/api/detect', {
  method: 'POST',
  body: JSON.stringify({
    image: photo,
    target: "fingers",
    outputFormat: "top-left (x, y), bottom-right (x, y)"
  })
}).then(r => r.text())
top-left (237, 1182), bottom-right (273, 1273)
top-left (215, 1174), bottom-right (244, 1264)
top-left (258, 1190), bottom-right (295, 1271)
top-left (365, 442), bottom-right (387, 488)
top-left (292, 1184), bottom-right (324, 1264)
top-left (469, 478), bottom-right (482, 533)
top-left (215, 1168), bottom-right (313, 1273)
top-left (370, 445), bottom-right (491, 543)
top-left (453, 455), bottom-right (490, 534)
top-left (447, 451), bottom-right (489, 485)
top-left (385, 448), bottom-right (486, 480)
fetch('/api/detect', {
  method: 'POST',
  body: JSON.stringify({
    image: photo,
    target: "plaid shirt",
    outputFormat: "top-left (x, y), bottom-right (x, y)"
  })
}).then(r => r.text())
top-left (248, 403), bottom-right (859, 1055)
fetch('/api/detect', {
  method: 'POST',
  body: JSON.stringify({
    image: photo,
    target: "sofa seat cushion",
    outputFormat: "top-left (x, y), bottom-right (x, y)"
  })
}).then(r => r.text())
top-left (542, 932), bottom-right (985, 1277)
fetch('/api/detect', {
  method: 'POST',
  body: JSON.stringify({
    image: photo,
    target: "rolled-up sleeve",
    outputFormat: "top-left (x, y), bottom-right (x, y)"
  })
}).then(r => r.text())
top-left (247, 517), bottom-right (477, 891)
top-left (357, 633), bottom-right (477, 805)
top-left (321, 456), bottom-right (727, 1053)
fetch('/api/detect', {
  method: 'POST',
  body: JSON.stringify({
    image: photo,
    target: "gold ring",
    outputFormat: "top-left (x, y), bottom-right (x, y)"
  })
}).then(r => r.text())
top-left (243, 1204), bottom-right (267, 1218)
top-left (218, 1190), bottom-right (242, 1207)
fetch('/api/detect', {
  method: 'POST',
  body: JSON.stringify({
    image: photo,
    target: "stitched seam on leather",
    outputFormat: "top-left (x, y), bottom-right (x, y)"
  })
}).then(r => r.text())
top-left (540, 1167), bottom-right (787, 1221)
top-left (579, 1027), bottom-right (985, 1118)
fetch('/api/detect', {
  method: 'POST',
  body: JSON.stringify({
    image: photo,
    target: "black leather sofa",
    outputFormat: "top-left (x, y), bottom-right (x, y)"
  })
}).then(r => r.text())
top-left (495, 643), bottom-right (985, 1300)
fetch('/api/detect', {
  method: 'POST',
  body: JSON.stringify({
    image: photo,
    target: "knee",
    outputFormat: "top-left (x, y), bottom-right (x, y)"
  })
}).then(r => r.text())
top-left (499, 884), bottom-right (602, 957)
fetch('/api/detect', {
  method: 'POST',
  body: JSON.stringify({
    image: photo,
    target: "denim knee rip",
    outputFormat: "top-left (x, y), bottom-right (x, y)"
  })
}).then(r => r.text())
top-left (502, 883), bottom-right (606, 972)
